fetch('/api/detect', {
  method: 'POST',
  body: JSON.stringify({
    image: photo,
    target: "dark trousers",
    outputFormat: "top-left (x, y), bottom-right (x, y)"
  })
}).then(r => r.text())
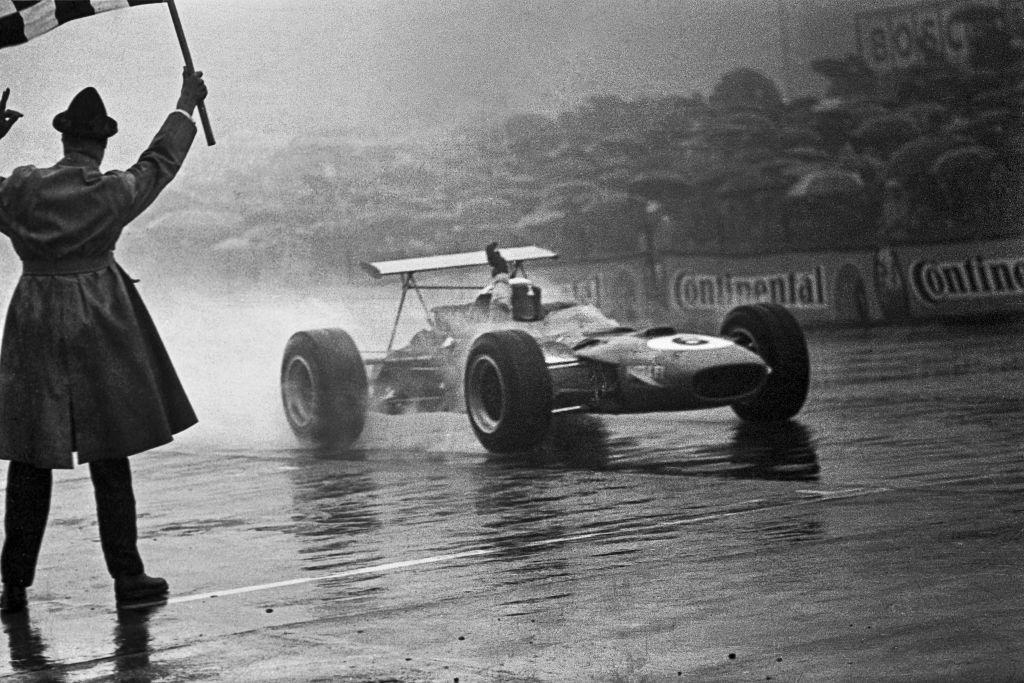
top-left (1, 458), bottom-right (144, 587)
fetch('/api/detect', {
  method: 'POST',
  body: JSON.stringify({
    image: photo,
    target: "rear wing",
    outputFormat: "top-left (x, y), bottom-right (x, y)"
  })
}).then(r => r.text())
top-left (361, 245), bottom-right (558, 278)
top-left (361, 245), bottom-right (558, 354)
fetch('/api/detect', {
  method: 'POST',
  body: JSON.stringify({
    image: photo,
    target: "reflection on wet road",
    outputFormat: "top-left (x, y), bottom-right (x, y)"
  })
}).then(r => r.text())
top-left (2, 318), bottom-right (1023, 680)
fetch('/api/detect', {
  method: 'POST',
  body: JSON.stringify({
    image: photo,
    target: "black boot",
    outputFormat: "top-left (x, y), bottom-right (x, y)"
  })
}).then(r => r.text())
top-left (114, 574), bottom-right (168, 604)
top-left (0, 584), bottom-right (26, 614)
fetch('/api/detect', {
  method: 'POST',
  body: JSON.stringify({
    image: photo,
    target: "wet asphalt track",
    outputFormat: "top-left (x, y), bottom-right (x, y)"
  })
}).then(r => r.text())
top-left (0, 301), bottom-right (1022, 681)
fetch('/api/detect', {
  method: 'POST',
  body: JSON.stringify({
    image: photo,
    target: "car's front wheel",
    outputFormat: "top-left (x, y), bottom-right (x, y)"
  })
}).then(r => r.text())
top-left (465, 330), bottom-right (552, 453)
top-left (720, 303), bottom-right (810, 422)
top-left (281, 328), bottom-right (368, 448)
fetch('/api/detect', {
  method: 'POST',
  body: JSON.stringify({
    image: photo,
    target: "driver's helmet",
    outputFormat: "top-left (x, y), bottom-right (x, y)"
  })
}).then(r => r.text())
top-left (509, 276), bottom-right (542, 320)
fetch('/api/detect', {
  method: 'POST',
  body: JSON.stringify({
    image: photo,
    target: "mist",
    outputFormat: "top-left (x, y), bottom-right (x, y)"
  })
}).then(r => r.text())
top-left (129, 276), bottom-right (429, 453)
top-left (0, 0), bottom-right (831, 171)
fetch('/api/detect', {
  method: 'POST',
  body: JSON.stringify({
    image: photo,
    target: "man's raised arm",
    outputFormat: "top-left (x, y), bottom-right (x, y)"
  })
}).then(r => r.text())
top-left (118, 69), bottom-right (208, 224)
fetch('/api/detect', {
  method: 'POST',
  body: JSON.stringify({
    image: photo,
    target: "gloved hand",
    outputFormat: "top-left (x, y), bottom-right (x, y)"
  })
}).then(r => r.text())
top-left (176, 68), bottom-right (208, 115)
top-left (0, 88), bottom-right (22, 141)
top-left (485, 242), bottom-right (508, 276)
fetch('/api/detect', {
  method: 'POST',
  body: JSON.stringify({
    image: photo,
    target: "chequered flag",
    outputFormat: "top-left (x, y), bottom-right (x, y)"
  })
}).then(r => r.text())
top-left (0, 0), bottom-right (164, 49)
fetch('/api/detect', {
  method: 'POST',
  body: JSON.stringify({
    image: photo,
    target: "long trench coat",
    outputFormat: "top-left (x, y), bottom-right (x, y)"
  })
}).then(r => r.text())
top-left (0, 112), bottom-right (199, 468)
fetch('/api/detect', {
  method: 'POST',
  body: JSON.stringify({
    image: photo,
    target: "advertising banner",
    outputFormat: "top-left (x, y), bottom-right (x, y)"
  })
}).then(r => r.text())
top-left (856, 0), bottom-right (1004, 72)
top-left (540, 237), bottom-right (1024, 329)
top-left (893, 238), bottom-right (1024, 319)
top-left (659, 252), bottom-right (876, 331)
top-left (532, 256), bottom-right (652, 324)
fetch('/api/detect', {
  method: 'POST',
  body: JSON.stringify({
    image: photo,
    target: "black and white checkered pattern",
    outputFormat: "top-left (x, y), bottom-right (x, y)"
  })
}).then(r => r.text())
top-left (0, 0), bottom-right (163, 49)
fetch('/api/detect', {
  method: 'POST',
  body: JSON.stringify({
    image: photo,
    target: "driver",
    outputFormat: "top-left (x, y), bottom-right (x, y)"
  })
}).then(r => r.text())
top-left (476, 243), bottom-right (543, 321)
top-left (476, 242), bottom-right (512, 314)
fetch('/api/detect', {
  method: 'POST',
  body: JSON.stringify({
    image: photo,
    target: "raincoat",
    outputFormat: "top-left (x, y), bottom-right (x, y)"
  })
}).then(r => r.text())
top-left (0, 112), bottom-right (198, 468)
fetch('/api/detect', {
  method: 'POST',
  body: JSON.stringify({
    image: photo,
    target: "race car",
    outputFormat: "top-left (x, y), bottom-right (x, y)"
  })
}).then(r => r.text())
top-left (280, 246), bottom-right (810, 453)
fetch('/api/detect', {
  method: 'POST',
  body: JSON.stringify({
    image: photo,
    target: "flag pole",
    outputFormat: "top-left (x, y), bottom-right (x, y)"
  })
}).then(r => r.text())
top-left (165, 0), bottom-right (215, 146)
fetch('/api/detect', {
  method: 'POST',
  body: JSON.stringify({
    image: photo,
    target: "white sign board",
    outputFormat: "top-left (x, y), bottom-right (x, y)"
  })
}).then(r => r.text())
top-left (856, 0), bottom-right (1017, 71)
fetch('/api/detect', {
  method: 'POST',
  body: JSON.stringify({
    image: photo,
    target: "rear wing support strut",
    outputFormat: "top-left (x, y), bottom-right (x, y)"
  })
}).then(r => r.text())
top-left (368, 246), bottom-right (558, 354)
top-left (386, 273), bottom-right (425, 354)
top-left (385, 274), bottom-right (482, 353)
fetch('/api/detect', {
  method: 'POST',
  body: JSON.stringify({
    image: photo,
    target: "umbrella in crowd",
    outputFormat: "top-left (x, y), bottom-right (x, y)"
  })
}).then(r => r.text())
top-left (885, 135), bottom-right (963, 181)
top-left (496, 185), bottom-right (547, 213)
top-left (852, 114), bottom-right (922, 157)
top-left (581, 191), bottom-right (645, 222)
top-left (714, 166), bottom-right (786, 197)
top-left (786, 168), bottom-right (865, 199)
top-left (514, 207), bottom-right (565, 233)
top-left (971, 84), bottom-right (1024, 110)
top-left (546, 152), bottom-right (599, 180)
top-left (627, 171), bottom-right (700, 202)
top-left (901, 102), bottom-right (950, 133)
top-left (703, 111), bottom-right (780, 150)
top-left (708, 68), bottom-right (785, 113)
top-left (508, 173), bottom-right (545, 190)
top-left (595, 133), bottom-right (648, 159)
top-left (596, 165), bottom-right (635, 191)
top-left (772, 146), bottom-right (835, 178)
top-left (929, 145), bottom-right (999, 196)
top-left (540, 179), bottom-right (602, 210)
top-left (946, 109), bottom-right (1022, 147)
top-left (837, 151), bottom-right (886, 187)
top-left (456, 196), bottom-right (515, 224)
top-left (812, 96), bottom-right (892, 122)
top-left (777, 125), bottom-right (824, 150)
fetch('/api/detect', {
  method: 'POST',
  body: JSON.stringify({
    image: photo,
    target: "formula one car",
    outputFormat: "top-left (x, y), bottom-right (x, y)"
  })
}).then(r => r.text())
top-left (280, 246), bottom-right (810, 453)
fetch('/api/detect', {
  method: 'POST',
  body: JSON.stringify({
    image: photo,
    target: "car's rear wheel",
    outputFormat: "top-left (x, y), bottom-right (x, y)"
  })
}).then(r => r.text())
top-left (720, 303), bottom-right (809, 422)
top-left (465, 330), bottom-right (552, 453)
top-left (281, 329), bottom-right (368, 448)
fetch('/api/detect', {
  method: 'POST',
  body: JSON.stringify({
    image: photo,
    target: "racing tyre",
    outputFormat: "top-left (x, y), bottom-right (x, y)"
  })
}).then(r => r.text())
top-left (465, 330), bottom-right (552, 453)
top-left (281, 329), bottom-right (368, 448)
top-left (720, 303), bottom-right (809, 422)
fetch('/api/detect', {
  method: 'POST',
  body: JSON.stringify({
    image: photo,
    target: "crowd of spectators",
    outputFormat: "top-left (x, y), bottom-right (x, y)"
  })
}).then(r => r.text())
top-left (121, 3), bottom-right (1024, 285)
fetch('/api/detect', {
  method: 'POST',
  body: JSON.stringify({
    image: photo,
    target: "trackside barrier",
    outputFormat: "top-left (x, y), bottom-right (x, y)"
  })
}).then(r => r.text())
top-left (528, 237), bottom-right (1024, 329)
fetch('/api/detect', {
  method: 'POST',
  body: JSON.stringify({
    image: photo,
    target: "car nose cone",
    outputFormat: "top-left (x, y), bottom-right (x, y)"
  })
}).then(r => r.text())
top-left (646, 333), bottom-right (735, 352)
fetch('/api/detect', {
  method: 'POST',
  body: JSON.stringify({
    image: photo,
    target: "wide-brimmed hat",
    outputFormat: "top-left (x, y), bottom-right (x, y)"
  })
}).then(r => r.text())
top-left (52, 87), bottom-right (117, 140)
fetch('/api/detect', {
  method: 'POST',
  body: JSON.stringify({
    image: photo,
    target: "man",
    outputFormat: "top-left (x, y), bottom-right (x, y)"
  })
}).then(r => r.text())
top-left (479, 242), bottom-right (542, 321)
top-left (0, 69), bottom-right (208, 613)
top-left (480, 241), bottom-right (512, 312)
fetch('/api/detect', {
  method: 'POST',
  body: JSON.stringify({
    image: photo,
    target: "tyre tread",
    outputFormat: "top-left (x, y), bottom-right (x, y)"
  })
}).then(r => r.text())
top-left (281, 328), bottom-right (368, 447)
top-left (465, 330), bottom-right (552, 452)
top-left (720, 303), bottom-right (809, 422)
